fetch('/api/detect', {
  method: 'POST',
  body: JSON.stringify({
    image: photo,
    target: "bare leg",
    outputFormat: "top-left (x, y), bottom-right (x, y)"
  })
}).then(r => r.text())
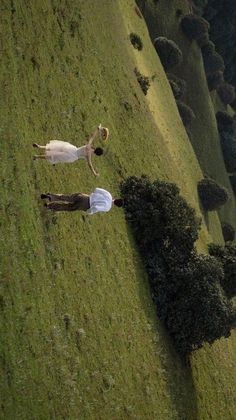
top-left (33, 155), bottom-right (46, 160)
top-left (45, 202), bottom-right (81, 212)
top-left (32, 143), bottom-right (46, 148)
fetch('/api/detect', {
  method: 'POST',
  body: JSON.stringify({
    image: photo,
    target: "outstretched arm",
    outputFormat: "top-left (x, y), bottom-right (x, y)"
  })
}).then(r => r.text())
top-left (86, 153), bottom-right (99, 177)
top-left (88, 126), bottom-right (100, 146)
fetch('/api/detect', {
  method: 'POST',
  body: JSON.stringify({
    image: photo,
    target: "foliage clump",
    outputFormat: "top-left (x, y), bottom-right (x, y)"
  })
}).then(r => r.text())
top-left (216, 111), bottom-right (236, 135)
top-left (203, 50), bottom-right (225, 76)
top-left (217, 82), bottom-right (236, 105)
top-left (176, 100), bottom-right (195, 127)
top-left (198, 178), bottom-right (229, 210)
top-left (229, 174), bottom-right (236, 196)
top-left (167, 73), bottom-right (186, 100)
top-left (207, 70), bottom-right (224, 91)
top-left (121, 176), bottom-right (235, 355)
top-left (209, 244), bottom-right (236, 299)
top-left (153, 37), bottom-right (183, 71)
top-left (220, 133), bottom-right (236, 173)
top-left (221, 222), bottom-right (235, 243)
top-left (181, 14), bottom-right (209, 41)
top-left (129, 32), bottom-right (143, 51)
top-left (134, 68), bottom-right (150, 95)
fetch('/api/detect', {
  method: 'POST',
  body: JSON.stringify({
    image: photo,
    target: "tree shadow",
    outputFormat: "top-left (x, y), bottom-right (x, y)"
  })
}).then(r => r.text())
top-left (126, 226), bottom-right (199, 420)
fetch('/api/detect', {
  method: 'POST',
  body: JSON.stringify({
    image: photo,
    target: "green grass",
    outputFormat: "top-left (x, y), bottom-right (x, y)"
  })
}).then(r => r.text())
top-left (0, 0), bottom-right (235, 419)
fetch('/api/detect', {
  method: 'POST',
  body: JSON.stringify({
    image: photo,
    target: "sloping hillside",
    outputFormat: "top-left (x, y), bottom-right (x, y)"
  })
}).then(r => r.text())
top-left (0, 1), bottom-right (235, 419)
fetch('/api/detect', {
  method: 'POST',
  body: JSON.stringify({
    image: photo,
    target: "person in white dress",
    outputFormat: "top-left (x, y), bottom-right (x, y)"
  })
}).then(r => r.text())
top-left (40, 188), bottom-right (123, 213)
top-left (33, 125), bottom-right (109, 177)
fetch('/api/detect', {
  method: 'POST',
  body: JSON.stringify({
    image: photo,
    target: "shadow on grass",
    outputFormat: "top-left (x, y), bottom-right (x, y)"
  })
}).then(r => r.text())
top-left (126, 228), bottom-right (199, 420)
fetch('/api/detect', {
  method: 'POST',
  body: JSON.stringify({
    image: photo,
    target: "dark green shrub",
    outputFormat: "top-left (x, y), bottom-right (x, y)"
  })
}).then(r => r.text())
top-left (203, 51), bottom-right (225, 76)
top-left (120, 176), bottom-right (201, 260)
top-left (134, 68), bottom-right (150, 95)
top-left (207, 71), bottom-right (224, 91)
top-left (229, 174), bottom-right (236, 195)
top-left (221, 222), bottom-right (235, 243)
top-left (220, 133), bottom-right (236, 173)
top-left (121, 176), bottom-right (234, 355)
top-left (129, 32), bottom-right (143, 51)
top-left (217, 82), bottom-right (236, 105)
top-left (216, 111), bottom-right (236, 135)
top-left (198, 178), bottom-right (229, 210)
top-left (161, 254), bottom-right (234, 354)
top-left (167, 73), bottom-right (186, 99)
top-left (201, 40), bottom-right (215, 56)
top-left (197, 31), bottom-right (209, 47)
top-left (181, 14), bottom-right (209, 41)
top-left (153, 37), bottom-right (183, 71)
top-left (209, 243), bottom-right (236, 298)
top-left (176, 100), bottom-right (195, 127)
top-left (193, 0), bottom-right (208, 15)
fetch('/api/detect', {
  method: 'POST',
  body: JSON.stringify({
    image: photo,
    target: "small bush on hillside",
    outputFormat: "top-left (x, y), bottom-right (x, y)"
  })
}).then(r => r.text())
top-left (229, 174), bottom-right (236, 195)
top-left (181, 14), bottom-right (209, 41)
top-left (198, 178), bottom-right (229, 210)
top-left (134, 68), bottom-right (150, 95)
top-left (207, 71), bottom-right (224, 91)
top-left (197, 32), bottom-right (209, 47)
top-left (153, 37), bottom-right (183, 71)
top-left (217, 82), bottom-right (236, 105)
top-left (221, 222), bottom-right (235, 243)
top-left (201, 40), bottom-right (215, 56)
top-left (220, 133), bottom-right (236, 173)
top-left (216, 111), bottom-right (236, 135)
top-left (167, 73), bottom-right (187, 99)
top-left (161, 253), bottom-right (234, 354)
top-left (176, 100), bottom-right (195, 127)
top-left (209, 243), bottom-right (236, 299)
top-left (203, 51), bottom-right (225, 76)
top-left (129, 32), bottom-right (143, 51)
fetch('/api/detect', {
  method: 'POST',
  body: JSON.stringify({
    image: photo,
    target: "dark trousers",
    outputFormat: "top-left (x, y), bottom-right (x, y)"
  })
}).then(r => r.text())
top-left (46, 193), bottom-right (90, 212)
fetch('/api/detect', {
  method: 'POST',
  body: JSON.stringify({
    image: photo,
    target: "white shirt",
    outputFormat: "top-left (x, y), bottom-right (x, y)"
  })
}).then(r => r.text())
top-left (87, 188), bottom-right (113, 215)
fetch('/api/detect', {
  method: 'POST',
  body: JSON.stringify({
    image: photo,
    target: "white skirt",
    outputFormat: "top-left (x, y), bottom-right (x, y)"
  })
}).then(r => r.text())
top-left (45, 140), bottom-right (79, 164)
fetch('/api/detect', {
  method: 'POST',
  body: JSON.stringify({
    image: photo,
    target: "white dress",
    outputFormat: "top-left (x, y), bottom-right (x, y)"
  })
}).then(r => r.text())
top-left (45, 141), bottom-right (87, 164)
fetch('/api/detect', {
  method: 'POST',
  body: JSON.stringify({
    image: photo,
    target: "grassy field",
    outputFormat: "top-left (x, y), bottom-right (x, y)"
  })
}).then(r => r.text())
top-left (0, 0), bottom-right (235, 419)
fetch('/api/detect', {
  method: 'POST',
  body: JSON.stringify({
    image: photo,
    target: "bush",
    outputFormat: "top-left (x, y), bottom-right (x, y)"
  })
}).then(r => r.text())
top-left (121, 176), bottom-right (234, 355)
top-left (207, 70), bottom-right (224, 91)
top-left (229, 174), bottom-right (236, 195)
top-left (221, 222), bottom-right (235, 242)
top-left (120, 176), bottom-right (201, 260)
top-left (153, 37), bottom-right (183, 71)
top-left (209, 243), bottom-right (236, 299)
top-left (203, 51), bottom-right (225, 76)
top-left (181, 14), bottom-right (210, 41)
top-left (220, 133), bottom-right (236, 173)
top-left (197, 31), bottom-right (209, 47)
top-left (161, 254), bottom-right (234, 354)
top-left (216, 111), bottom-right (236, 135)
top-left (176, 100), bottom-right (195, 127)
top-left (198, 177), bottom-right (229, 210)
top-left (201, 40), bottom-right (215, 56)
top-left (217, 82), bottom-right (236, 105)
top-left (134, 68), bottom-right (150, 95)
top-left (129, 32), bottom-right (143, 51)
top-left (167, 73), bottom-right (186, 99)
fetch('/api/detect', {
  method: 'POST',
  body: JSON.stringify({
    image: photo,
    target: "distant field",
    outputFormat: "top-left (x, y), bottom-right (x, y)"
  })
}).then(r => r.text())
top-left (0, 0), bottom-right (235, 419)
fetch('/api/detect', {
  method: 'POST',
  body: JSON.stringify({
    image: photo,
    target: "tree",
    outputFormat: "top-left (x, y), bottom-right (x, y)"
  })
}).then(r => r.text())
top-left (153, 37), bottom-right (183, 71)
top-left (198, 178), bottom-right (229, 210)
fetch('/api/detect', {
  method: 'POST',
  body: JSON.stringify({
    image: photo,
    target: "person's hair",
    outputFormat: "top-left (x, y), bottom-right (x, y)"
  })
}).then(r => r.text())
top-left (94, 147), bottom-right (104, 156)
top-left (114, 198), bottom-right (123, 207)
